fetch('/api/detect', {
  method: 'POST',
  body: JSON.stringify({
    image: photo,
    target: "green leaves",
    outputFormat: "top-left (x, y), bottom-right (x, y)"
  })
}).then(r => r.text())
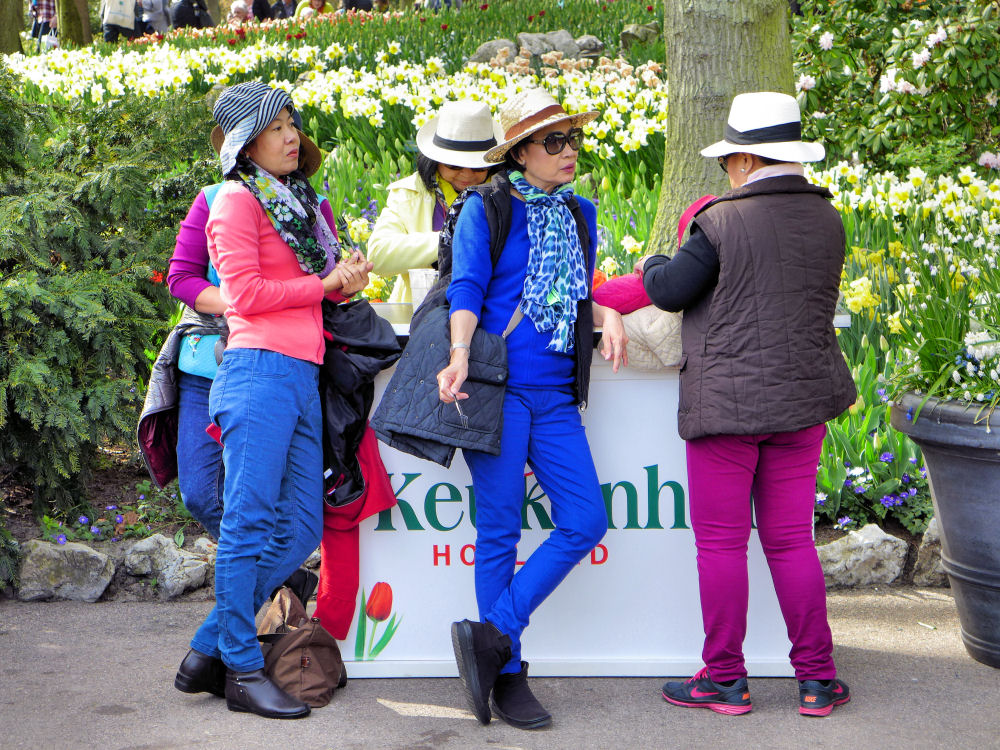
top-left (1, 63), bottom-right (215, 517)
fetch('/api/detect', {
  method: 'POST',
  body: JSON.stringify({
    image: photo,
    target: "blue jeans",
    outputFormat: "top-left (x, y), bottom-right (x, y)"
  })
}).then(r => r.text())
top-left (464, 387), bottom-right (607, 673)
top-left (176, 372), bottom-right (224, 540)
top-left (190, 349), bottom-right (324, 672)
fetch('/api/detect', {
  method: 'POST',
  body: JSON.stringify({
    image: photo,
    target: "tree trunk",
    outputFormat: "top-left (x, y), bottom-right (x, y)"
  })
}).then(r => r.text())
top-left (0, 0), bottom-right (24, 54)
top-left (205, 0), bottom-right (221, 25)
top-left (649, 0), bottom-right (794, 254)
top-left (57, 0), bottom-right (94, 46)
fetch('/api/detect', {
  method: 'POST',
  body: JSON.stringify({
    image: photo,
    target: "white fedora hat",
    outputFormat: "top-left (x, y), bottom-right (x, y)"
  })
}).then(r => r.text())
top-left (483, 88), bottom-right (599, 163)
top-left (700, 91), bottom-right (825, 163)
top-left (415, 100), bottom-right (505, 170)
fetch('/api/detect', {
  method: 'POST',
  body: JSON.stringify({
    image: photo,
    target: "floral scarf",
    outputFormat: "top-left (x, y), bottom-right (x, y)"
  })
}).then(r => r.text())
top-left (509, 170), bottom-right (589, 353)
top-left (236, 158), bottom-right (341, 276)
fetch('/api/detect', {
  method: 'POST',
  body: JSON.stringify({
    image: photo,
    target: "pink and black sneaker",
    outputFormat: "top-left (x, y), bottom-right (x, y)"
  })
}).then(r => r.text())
top-left (799, 678), bottom-right (850, 716)
top-left (661, 667), bottom-right (752, 715)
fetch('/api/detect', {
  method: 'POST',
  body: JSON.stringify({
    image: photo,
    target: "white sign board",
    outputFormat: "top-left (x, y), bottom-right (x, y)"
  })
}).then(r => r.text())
top-left (343, 359), bottom-right (794, 678)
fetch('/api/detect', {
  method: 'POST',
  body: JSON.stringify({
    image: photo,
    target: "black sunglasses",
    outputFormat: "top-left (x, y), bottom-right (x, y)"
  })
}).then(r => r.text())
top-left (527, 127), bottom-right (584, 155)
top-left (718, 155), bottom-right (729, 174)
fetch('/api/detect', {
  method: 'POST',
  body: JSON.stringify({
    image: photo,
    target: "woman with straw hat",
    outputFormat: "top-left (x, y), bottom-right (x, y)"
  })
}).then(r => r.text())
top-left (438, 88), bottom-right (628, 730)
top-left (367, 99), bottom-right (503, 304)
top-left (636, 91), bottom-right (855, 717)
top-left (172, 81), bottom-right (370, 720)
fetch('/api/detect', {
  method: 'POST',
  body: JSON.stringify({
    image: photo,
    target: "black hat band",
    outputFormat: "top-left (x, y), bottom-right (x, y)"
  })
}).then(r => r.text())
top-left (724, 121), bottom-right (802, 145)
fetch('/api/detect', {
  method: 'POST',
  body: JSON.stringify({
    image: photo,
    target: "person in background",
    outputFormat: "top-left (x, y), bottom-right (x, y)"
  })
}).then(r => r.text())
top-left (141, 0), bottom-right (172, 33)
top-left (295, 0), bottom-right (333, 17)
top-left (636, 91), bottom-right (856, 718)
top-left (270, 0), bottom-right (296, 18)
top-left (29, 0), bottom-right (57, 50)
top-left (367, 100), bottom-right (502, 304)
top-left (251, 0), bottom-right (271, 19)
top-left (227, 0), bottom-right (250, 23)
top-left (339, 0), bottom-right (372, 11)
top-left (169, 0), bottom-right (213, 29)
top-left (101, 0), bottom-right (141, 41)
top-left (438, 88), bottom-right (627, 730)
top-left (173, 81), bottom-right (370, 720)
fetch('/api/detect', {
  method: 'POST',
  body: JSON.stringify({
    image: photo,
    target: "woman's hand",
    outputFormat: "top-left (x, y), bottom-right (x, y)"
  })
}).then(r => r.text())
top-left (594, 303), bottom-right (628, 373)
top-left (633, 255), bottom-right (653, 275)
top-left (322, 251), bottom-right (373, 296)
top-left (437, 351), bottom-right (470, 403)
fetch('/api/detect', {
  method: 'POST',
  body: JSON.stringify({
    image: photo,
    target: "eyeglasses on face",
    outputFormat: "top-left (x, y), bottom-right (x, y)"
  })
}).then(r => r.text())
top-left (527, 127), bottom-right (584, 155)
top-left (718, 155), bottom-right (729, 174)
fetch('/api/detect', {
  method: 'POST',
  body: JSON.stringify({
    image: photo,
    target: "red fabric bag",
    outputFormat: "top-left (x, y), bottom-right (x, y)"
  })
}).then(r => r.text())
top-left (313, 424), bottom-right (397, 640)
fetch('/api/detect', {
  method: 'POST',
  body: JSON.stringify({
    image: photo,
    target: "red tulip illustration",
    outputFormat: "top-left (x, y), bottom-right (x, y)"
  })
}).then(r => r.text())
top-left (355, 582), bottom-right (401, 661)
top-left (365, 581), bottom-right (393, 621)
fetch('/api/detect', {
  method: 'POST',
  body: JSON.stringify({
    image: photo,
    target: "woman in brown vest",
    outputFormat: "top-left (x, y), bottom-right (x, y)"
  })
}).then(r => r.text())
top-left (636, 92), bottom-right (857, 717)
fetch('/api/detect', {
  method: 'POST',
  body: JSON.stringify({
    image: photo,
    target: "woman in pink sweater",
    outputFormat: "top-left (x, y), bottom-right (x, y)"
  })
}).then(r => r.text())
top-left (173, 81), bottom-right (371, 720)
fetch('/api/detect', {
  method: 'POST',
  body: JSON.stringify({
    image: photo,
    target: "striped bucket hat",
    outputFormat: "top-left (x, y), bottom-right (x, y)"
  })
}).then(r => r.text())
top-left (213, 81), bottom-right (294, 176)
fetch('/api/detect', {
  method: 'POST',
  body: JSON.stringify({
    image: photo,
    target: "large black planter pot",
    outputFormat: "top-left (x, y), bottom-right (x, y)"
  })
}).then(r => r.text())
top-left (890, 392), bottom-right (1000, 668)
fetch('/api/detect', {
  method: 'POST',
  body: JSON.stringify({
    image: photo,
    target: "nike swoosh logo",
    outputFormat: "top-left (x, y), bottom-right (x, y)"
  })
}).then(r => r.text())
top-left (833, 685), bottom-right (844, 694)
top-left (690, 688), bottom-right (718, 698)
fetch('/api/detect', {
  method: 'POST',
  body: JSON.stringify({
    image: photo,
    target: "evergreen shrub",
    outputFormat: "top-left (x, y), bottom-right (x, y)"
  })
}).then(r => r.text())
top-left (0, 61), bottom-right (217, 517)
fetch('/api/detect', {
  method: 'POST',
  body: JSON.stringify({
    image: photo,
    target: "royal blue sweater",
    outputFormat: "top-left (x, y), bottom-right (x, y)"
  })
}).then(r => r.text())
top-left (447, 192), bottom-right (598, 390)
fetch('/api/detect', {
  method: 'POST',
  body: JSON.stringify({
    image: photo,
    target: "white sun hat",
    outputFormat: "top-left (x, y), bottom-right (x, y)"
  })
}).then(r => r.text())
top-left (415, 100), bottom-right (505, 170)
top-left (700, 91), bottom-right (825, 163)
top-left (483, 88), bottom-right (599, 164)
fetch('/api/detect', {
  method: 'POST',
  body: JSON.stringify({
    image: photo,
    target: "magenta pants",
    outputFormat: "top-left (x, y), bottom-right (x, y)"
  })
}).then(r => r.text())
top-left (685, 423), bottom-right (836, 682)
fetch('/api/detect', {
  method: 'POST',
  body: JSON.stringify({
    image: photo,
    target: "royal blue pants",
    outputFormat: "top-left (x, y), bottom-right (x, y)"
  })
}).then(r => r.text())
top-left (190, 349), bottom-right (324, 672)
top-left (176, 372), bottom-right (224, 540)
top-left (464, 387), bottom-right (607, 673)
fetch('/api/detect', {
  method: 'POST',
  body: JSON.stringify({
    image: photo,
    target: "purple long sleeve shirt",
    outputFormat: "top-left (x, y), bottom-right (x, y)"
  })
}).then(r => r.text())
top-left (167, 186), bottom-right (340, 309)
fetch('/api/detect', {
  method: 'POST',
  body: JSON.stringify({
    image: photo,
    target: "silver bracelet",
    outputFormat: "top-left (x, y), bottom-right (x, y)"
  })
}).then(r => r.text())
top-left (450, 342), bottom-right (471, 352)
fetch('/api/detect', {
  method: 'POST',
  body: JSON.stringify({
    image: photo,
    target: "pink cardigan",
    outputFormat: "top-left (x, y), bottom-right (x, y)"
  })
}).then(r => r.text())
top-left (206, 182), bottom-right (341, 365)
top-left (167, 186), bottom-right (339, 310)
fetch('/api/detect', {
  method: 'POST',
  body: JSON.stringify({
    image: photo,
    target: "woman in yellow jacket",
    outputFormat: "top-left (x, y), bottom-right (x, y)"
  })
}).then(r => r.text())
top-left (367, 100), bottom-right (503, 303)
top-left (294, 0), bottom-right (333, 17)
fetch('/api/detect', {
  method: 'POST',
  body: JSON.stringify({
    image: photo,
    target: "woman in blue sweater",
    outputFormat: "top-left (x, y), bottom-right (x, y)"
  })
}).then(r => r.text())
top-left (437, 89), bottom-right (627, 730)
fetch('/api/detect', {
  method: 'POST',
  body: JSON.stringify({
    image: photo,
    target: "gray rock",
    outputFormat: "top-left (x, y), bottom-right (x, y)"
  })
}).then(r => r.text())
top-left (192, 536), bottom-right (217, 560)
top-left (620, 21), bottom-right (660, 49)
top-left (913, 516), bottom-right (949, 587)
top-left (469, 38), bottom-right (518, 64)
top-left (545, 29), bottom-right (580, 59)
top-left (817, 523), bottom-right (908, 587)
top-left (17, 540), bottom-right (114, 602)
top-left (517, 31), bottom-right (554, 57)
top-left (124, 534), bottom-right (208, 600)
top-left (576, 34), bottom-right (605, 58)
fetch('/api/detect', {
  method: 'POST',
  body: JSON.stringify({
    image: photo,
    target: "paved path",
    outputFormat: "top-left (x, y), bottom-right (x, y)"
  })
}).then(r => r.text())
top-left (1, 587), bottom-right (998, 750)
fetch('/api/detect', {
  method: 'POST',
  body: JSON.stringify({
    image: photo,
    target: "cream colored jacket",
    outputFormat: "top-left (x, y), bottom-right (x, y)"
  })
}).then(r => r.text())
top-left (367, 172), bottom-right (439, 303)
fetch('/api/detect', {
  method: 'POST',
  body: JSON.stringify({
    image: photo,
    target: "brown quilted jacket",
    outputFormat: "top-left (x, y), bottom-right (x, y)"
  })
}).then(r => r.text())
top-left (677, 175), bottom-right (857, 440)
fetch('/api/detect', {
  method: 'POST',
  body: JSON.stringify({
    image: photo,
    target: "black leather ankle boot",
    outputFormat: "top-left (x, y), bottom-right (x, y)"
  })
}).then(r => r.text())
top-left (225, 668), bottom-right (310, 719)
top-left (174, 649), bottom-right (226, 698)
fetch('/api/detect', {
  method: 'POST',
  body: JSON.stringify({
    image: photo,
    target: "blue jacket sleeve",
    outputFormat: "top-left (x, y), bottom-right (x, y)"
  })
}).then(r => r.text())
top-left (446, 194), bottom-right (493, 318)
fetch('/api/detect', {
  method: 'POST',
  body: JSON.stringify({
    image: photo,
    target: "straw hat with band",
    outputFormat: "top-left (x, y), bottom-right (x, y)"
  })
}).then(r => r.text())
top-left (699, 91), bottom-right (824, 164)
top-left (415, 100), bottom-right (505, 170)
top-left (483, 88), bottom-right (598, 164)
top-left (212, 81), bottom-right (321, 177)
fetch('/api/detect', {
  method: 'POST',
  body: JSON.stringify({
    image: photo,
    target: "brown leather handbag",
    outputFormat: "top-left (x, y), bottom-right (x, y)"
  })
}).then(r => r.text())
top-left (258, 587), bottom-right (347, 707)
